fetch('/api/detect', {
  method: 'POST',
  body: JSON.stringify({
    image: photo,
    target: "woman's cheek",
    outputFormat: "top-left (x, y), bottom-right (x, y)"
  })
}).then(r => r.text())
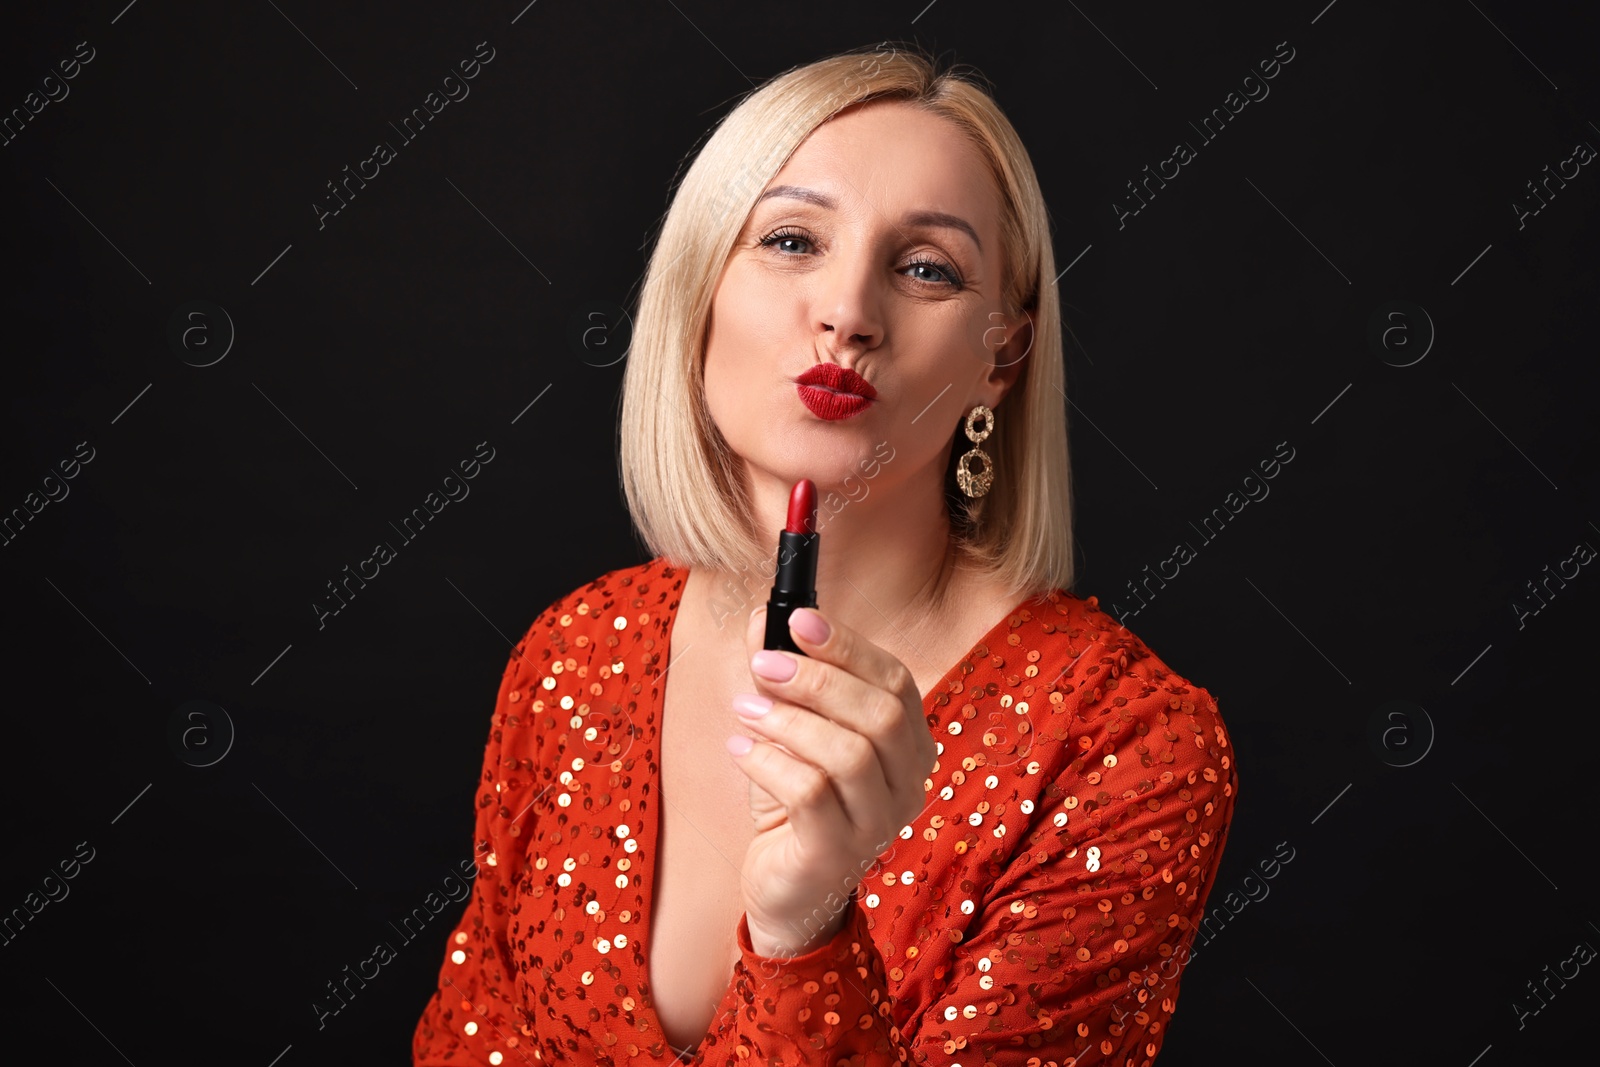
top-left (702, 350), bottom-right (771, 452)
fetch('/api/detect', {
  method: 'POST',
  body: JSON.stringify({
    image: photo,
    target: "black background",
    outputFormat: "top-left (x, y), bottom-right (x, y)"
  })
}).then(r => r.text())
top-left (3, 1), bottom-right (1597, 1064)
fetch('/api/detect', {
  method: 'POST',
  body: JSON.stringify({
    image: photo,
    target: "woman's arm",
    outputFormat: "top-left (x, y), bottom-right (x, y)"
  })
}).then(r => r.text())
top-left (412, 650), bottom-right (527, 1064)
top-left (690, 679), bottom-right (1238, 1066)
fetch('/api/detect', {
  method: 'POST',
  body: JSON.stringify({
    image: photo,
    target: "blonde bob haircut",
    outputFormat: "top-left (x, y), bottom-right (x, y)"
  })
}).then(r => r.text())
top-left (619, 41), bottom-right (1075, 605)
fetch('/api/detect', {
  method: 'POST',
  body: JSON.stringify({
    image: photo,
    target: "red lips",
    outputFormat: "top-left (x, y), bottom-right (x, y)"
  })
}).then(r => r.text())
top-left (796, 364), bottom-right (877, 421)
top-left (796, 363), bottom-right (877, 398)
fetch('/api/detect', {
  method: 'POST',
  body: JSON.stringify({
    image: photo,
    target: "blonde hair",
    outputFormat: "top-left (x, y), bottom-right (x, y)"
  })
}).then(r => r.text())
top-left (618, 42), bottom-right (1075, 603)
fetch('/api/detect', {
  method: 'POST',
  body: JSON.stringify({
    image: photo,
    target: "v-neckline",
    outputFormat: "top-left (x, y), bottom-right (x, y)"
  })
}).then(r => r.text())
top-left (633, 560), bottom-right (1043, 1064)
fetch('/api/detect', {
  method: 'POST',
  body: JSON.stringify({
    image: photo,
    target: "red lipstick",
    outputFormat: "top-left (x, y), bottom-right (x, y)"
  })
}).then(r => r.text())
top-left (785, 479), bottom-right (816, 535)
top-left (796, 364), bottom-right (876, 422)
top-left (764, 479), bottom-right (820, 654)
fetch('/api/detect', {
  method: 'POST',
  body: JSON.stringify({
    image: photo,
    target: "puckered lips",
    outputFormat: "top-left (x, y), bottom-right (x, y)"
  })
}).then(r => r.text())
top-left (795, 364), bottom-right (877, 421)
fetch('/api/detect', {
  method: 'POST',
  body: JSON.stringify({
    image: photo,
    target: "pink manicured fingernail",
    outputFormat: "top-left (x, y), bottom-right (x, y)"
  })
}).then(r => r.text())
top-left (788, 608), bottom-right (830, 643)
top-left (733, 693), bottom-right (773, 718)
top-left (751, 650), bottom-right (797, 681)
top-left (726, 734), bottom-right (754, 756)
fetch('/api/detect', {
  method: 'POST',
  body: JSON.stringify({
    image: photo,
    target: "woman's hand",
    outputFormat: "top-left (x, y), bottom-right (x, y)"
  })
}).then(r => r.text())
top-left (727, 604), bottom-right (938, 958)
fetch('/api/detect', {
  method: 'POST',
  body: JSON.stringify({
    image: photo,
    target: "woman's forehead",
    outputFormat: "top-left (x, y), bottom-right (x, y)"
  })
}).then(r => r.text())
top-left (763, 105), bottom-right (998, 241)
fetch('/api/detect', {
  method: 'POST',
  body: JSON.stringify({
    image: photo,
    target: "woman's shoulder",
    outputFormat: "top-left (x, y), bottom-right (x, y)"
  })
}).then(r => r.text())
top-left (508, 556), bottom-right (684, 659)
top-left (484, 557), bottom-right (684, 757)
top-left (1000, 585), bottom-right (1232, 770)
top-left (1009, 585), bottom-right (1217, 690)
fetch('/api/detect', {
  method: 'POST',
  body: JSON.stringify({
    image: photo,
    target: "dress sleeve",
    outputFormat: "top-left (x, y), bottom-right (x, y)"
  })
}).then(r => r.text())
top-left (412, 649), bottom-right (526, 1064)
top-left (691, 681), bottom-right (1239, 1067)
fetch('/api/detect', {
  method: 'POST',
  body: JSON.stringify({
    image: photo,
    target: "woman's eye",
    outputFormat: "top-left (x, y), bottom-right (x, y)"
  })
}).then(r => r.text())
top-left (905, 260), bottom-right (959, 287)
top-left (759, 229), bottom-right (812, 254)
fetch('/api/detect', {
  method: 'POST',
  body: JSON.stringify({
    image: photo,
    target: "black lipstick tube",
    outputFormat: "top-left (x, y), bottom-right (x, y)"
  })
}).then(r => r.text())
top-left (762, 529), bottom-right (819, 654)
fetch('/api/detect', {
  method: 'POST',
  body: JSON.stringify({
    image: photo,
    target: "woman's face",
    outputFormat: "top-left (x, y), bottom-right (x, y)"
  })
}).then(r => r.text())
top-left (702, 99), bottom-right (1028, 503)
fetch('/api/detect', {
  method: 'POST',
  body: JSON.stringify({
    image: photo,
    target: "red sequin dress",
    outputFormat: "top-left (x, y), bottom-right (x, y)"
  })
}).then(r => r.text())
top-left (413, 557), bottom-right (1238, 1066)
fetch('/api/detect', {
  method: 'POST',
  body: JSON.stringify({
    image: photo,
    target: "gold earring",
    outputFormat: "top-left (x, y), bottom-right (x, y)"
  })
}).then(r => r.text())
top-left (956, 404), bottom-right (995, 498)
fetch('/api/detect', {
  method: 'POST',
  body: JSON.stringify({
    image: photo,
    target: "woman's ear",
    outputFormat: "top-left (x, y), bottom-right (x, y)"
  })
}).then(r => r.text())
top-left (985, 305), bottom-right (1033, 400)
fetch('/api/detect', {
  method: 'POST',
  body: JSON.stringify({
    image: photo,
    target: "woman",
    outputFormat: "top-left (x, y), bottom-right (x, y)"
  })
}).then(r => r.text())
top-left (413, 43), bottom-right (1238, 1067)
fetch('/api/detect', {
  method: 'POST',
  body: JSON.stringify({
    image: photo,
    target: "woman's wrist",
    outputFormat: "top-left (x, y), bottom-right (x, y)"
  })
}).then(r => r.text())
top-left (744, 907), bottom-right (851, 960)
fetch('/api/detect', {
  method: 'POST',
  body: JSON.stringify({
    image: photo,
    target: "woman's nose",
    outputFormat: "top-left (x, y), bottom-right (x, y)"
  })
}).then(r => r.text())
top-left (815, 249), bottom-right (884, 350)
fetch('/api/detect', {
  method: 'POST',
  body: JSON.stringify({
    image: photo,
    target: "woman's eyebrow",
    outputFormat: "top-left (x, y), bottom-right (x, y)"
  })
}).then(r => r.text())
top-left (755, 184), bottom-right (983, 253)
